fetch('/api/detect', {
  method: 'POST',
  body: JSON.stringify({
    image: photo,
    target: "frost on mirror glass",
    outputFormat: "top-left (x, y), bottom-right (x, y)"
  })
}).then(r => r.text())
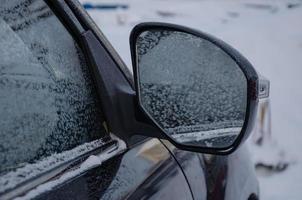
top-left (0, 0), bottom-right (106, 178)
top-left (136, 30), bottom-right (247, 148)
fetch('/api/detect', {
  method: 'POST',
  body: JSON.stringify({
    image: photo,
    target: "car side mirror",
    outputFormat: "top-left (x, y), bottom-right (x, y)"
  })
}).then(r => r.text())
top-left (130, 23), bottom-right (260, 154)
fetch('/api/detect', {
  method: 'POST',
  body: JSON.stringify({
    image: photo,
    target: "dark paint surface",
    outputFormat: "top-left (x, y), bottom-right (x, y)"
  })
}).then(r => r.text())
top-left (161, 140), bottom-right (208, 200)
top-left (33, 138), bottom-right (258, 200)
top-left (162, 140), bottom-right (258, 200)
top-left (35, 139), bottom-right (193, 200)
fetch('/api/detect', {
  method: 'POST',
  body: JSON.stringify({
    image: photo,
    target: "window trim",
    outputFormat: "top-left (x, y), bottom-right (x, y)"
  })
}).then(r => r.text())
top-left (45, 0), bottom-right (153, 147)
top-left (1, 135), bottom-right (126, 199)
top-left (45, 0), bottom-right (134, 89)
top-left (64, 0), bottom-right (135, 88)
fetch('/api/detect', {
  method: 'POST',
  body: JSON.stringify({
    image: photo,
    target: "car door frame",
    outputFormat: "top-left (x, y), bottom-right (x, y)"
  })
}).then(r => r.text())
top-left (0, 0), bottom-right (195, 199)
top-left (43, 0), bottom-right (196, 198)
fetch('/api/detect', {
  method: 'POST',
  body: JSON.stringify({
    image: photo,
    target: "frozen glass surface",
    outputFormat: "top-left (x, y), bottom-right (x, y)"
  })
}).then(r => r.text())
top-left (0, 0), bottom-right (106, 176)
top-left (137, 30), bottom-right (247, 148)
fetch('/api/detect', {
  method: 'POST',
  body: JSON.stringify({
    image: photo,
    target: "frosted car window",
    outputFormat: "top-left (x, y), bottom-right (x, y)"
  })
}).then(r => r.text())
top-left (0, 0), bottom-right (106, 176)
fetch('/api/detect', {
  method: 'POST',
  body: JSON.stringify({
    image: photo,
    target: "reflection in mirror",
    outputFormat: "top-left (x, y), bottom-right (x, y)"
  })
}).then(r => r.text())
top-left (136, 30), bottom-right (247, 148)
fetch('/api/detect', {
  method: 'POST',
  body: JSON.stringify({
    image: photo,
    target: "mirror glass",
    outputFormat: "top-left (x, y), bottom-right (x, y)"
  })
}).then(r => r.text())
top-left (135, 29), bottom-right (247, 148)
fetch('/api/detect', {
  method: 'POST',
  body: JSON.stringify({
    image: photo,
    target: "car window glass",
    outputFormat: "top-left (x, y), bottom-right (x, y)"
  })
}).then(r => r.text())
top-left (0, 0), bottom-right (106, 179)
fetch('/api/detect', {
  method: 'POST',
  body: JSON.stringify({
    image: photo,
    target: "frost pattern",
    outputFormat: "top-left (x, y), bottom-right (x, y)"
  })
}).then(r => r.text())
top-left (0, 0), bottom-right (106, 176)
top-left (137, 30), bottom-right (247, 147)
top-left (12, 134), bottom-right (126, 200)
top-left (0, 138), bottom-right (108, 194)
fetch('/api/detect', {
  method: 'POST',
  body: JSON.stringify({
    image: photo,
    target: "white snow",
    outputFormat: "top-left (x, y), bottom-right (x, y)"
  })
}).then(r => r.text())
top-left (171, 127), bottom-right (240, 143)
top-left (1, 138), bottom-right (107, 194)
top-left (82, 0), bottom-right (302, 199)
top-left (14, 155), bottom-right (102, 200)
top-left (14, 134), bottom-right (126, 200)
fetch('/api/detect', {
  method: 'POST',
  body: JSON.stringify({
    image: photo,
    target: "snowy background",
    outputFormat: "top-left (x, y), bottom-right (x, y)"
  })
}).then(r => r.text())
top-left (80, 0), bottom-right (302, 199)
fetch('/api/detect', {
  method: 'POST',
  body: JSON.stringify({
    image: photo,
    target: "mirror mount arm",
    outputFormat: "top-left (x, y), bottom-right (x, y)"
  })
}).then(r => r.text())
top-left (80, 30), bottom-right (163, 144)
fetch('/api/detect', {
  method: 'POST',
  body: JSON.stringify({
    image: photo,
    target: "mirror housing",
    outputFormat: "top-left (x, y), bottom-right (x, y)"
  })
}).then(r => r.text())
top-left (130, 22), bottom-right (260, 154)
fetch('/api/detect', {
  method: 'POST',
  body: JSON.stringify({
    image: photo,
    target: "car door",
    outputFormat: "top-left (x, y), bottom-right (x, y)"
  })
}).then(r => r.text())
top-left (33, 138), bottom-right (194, 200)
top-left (0, 0), bottom-right (194, 199)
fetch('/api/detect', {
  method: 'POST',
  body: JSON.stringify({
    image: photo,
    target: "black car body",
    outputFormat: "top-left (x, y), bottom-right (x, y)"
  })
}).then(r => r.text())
top-left (0, 0), bottom-right (265, 199)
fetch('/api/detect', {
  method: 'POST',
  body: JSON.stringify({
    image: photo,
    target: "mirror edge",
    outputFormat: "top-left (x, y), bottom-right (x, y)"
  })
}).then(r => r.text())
top-left (130, 22), bottom-right (259, 155)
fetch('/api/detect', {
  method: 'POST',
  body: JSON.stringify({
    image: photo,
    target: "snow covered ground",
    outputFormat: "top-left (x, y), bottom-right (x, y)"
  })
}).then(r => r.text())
top-left (81, 0), bottom-right (302, 199)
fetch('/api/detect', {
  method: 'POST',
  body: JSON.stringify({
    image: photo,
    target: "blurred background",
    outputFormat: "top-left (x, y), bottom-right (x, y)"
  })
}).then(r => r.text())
top-left (80, 0), bottom-right (302, 199)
